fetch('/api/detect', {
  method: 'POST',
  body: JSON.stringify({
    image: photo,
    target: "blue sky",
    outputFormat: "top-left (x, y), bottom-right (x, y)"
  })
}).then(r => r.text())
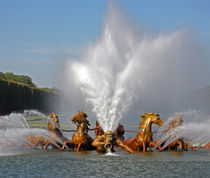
top-left (0, 0), bottom-right (210, 87)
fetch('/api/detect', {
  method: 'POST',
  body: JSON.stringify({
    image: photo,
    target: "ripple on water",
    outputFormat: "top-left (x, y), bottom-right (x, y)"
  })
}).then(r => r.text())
top-left (0, 150), bottom-right (210, 177)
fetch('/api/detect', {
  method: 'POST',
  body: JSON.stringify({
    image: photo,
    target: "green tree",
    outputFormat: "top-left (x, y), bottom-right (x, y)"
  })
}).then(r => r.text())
top-left (5, 72), bottom-right (15, 80)
top-left (2, 72), bottom-right (36, 87)
top-left (0, 72), bottom-right (6, 79)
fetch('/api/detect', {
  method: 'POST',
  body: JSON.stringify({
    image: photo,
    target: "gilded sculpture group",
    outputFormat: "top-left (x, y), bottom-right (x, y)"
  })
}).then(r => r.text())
top-left (27, 111), bottom-right (198, 154)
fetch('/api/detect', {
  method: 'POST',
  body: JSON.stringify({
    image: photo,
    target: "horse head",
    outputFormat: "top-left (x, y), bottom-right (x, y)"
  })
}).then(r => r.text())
top-left (50, 112), bottom-right (56, 118)
top-left (169, 115), bottom-right (183, 130)
top-left (71, 111), bottom-right (90, 126)
top-left (139, 112), bottom-right (163, 129)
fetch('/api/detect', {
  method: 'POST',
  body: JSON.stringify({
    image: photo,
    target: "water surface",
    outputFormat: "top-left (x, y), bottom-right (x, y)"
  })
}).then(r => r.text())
top-left (0, 149), bottom-right (210, 177)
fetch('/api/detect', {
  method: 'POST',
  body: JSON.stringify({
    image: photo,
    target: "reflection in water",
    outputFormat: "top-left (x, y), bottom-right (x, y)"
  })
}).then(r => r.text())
top-left (169, 151), bottom-right (183, 157)
top-left (136, 152), bottom-right (154, 158)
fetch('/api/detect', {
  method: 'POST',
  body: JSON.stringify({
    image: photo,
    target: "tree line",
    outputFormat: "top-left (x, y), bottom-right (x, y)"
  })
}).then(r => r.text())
top-left (0, 72), bottom-right (36, 87)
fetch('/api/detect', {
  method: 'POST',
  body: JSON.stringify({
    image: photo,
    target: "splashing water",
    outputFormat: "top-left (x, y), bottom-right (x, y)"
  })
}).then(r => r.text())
top-left (64, 4), bottom-right (207, 131)
top-left (24, 109), bottom-right (48, 119)
top-left (155, 110), bottom-right (210, 150)
top-left (104, 149), bottom-right (119, 157)
top-left (0, 110), bottom-right (64, 155)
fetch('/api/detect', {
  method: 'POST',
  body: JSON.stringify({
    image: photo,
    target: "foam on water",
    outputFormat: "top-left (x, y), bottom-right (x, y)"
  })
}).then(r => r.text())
top-left (104, 149), bottom-right (120, 156)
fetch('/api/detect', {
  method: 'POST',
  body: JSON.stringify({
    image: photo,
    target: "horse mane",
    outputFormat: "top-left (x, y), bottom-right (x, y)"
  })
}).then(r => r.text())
top-left (169, 115), bottom-right (183, 129)
top-left (139, 117), bottom-right (148, 129)
top-left (139, 112), bottom-right (160, 129)
top-left (71, 111), bottom-right (90, 126)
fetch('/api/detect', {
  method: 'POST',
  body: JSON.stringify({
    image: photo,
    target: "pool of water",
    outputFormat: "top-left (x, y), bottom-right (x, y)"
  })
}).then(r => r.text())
top-left (0, 149), bottom-right (210, 177)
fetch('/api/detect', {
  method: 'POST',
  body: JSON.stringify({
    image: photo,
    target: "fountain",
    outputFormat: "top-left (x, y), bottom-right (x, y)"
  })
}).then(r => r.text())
top-left (1, 2), bottom-right (210, 178)
top-left (0, 110), bottom-right (66, 155)
top-left (92, 130), bottom-right (134, 154)
top-left (64, 3), bottom-right (207, 134)
top-left (154, 110), bottom-right (210, 150)
top-left (1, 4), bottom-right (209, 155)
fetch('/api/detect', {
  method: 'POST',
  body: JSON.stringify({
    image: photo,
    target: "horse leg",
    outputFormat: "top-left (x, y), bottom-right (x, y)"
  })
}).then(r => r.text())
top-left (177, 140), bottom-right (183, 150)
top-left (143, 142), bottom-right (146, 152)
top-left (62, 141), bottom-right (68, 150)
top-left (183, 142), bottom-right (188, 151)
top-left (62, 140), bottom-right (72, 150)
top-left (158, 145), bottom-right (162, 151)
top-left (149, 141), bottom-right (161, 152)
top-left (149, 144), bottom-right (152, 151)
top-left (190, 146), bottom-right (196, 151)
top-left (155, 140), bottom-right (162, 152)
top-left (168, 144), bottom-right (171, 151)
top-left (76, 143), bottom-right (82, 152)
top-left (149, 142), bottom-right (155, 151)
top-left (27, 136), bottom-right (39, 147)
top-left (185, 143), bottom-right (191, 151)
top-left (43, 141), bottom-right (50, 150)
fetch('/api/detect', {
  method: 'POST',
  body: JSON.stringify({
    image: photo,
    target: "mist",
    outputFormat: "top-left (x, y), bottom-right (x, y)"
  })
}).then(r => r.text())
top-left (56, 4), bottom-right (209, 130)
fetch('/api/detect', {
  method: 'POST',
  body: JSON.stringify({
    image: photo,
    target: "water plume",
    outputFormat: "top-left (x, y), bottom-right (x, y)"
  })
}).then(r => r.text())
top-left (63, 4), bottom-right (207, 131)
top-left (155, 110), bottom-right (210, 150)
top-left (0, 110), bottom-right (64, 155)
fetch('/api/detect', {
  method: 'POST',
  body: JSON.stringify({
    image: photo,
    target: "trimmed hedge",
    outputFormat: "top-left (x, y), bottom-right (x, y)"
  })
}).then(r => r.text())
top-left (0, 72), bottom-right (36, 87)
top-left (0, 79), bottom-right (58, 115)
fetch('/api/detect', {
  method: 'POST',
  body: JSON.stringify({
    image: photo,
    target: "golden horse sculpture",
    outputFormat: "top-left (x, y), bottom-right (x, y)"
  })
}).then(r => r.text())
top-left (200, 143), bottom-right (210, 149)
top-left (171, 115), bottom-right (196, 151)
top-left (167, 115), bottom-right (184, 150)
top-left (27, 112), bottom-right (67, 150)
top-left (95, 121), bottom-right (125, 141)
top-left (167, 115), bottom-right (196, 151)
top-left (62, 111), bottom-right (95, 152)
top-left (124, 113), bottom-right (163, 152)
top-left (92, 130), bottom-right (134, 154)
top-left (151, 115), bottom-right (195, 151)
top-left (152, 115), bottom-right (184, 151)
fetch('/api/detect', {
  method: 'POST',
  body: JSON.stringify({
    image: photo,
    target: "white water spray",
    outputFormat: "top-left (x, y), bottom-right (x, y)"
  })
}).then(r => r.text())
top-left (104, 149), bottom-right (119, 157)
top-left (63, 4), bottom-right (207, 132)
top-left (0, 110), bottom-right (64, 155)
top-left (155, 110), bottom-right (210, 150)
